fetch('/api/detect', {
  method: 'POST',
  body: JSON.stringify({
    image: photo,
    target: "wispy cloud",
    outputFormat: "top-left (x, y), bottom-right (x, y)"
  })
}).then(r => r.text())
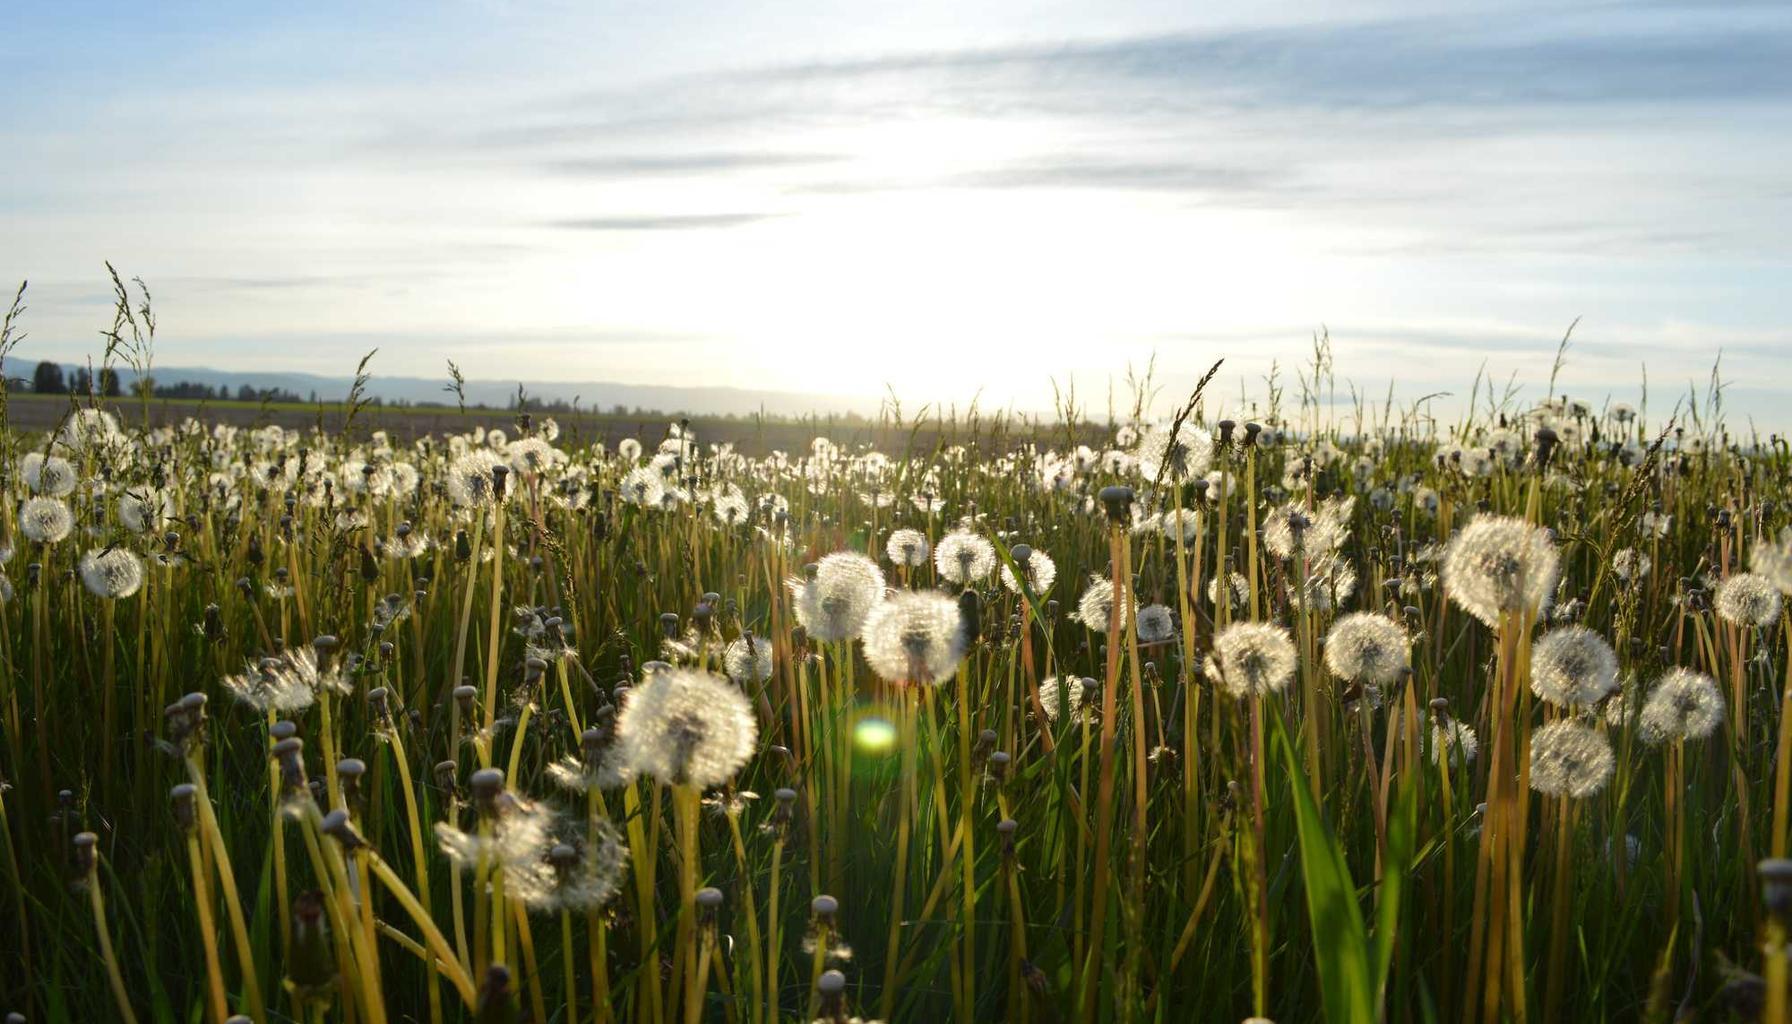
top-left (545, 213), bottom-right (781, 231)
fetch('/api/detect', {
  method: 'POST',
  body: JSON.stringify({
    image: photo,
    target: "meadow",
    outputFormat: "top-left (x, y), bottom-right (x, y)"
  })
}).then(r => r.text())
top-left (0, 324), bottom-right (1788, 1023)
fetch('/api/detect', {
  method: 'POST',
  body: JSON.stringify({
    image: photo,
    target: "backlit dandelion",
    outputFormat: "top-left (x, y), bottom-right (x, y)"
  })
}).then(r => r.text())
top-left (1322, 613), bottom-right (1409, 687)
top-left (999, 547), bottom-right (1057, 596)
top-left (1530, 626), bottom-right (1619, 708)
top-left (861, 590), bottom-right (967, 685)
top-left (1135, 603), bottom-right (1175, 644)
top-left (791, 552), bottom-right (885, 642)
top-left (1074, 576), bottom-right (1130, 634)
top-left (885, 528), bottom-right (930, 568)
top-left (1528, 721), bottom-right (1615, 799)
top-left (18, 496), bottom-right (73, 544)
top-left (1135, 424), bottom-right (1213, 482)
top-left (1638, 667), bottom-right (1724, 744)
top-left (934, 530), bottom-right (995, 584)
top-left (1715, 572), bottom-right (1781, 627)
top-left (21, 452), bottom-right (77, 496)
top-left (611, 667), bottom-right (757, 788)
top-left (79, 548), bottom-right (143, 599)
top-left (1442, 515), bottom-right (1560, 626)
top-left (1207, 622), bottom-right (1297, 699)
top-left (723, 635), bottom-right (774, 685)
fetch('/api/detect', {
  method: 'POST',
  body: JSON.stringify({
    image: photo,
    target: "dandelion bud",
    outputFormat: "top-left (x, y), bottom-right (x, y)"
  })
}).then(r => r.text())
top-left (1243, 422), bottom-right (1262, 445)
top-left (695, 886), bottom-right (724, 925)
top-left (434, 760), bottom-right (459, 797)
top-left (367, 687), bottom-right (390, 719)
top-left (337, 758), bottom-right (368, 810)
top-left (455, 530), bottom-right (472, 561)
top-left (996, 818), bottom-right (1019, 858)
top-left (469, 768), bottom-right (506, 816)
top-left (811, 894), bottom-right (839, 921)
top-left (988, 750), bottom-right (1012, 784)
top-left (203, 603), bottom-right (223, 643)
top-left (272, 737), bottom-right (307, 794)
top-left (1760, 859), bottom-right (1792, 920)
top-left (1532, 425), bottom-right (1559, 468)
top-left (319, 809), bottom-right (364, 850)
top-left (477, 963), bottom-right (517, 1022)
top-left (73, 830), bottom-right (99, 876)
top-left (817, 968), bottom-right (848, 1017)
top-left (454, 684), bottom-right (478, 714)
top-left (170, 784), bottom-right (199, 832)
top-left (269, 720), bottom-right (298, 743)
top-left (1217, 420), bottom-right (1236, 444)
top-left (659, 612), bottom-right (681, 638)
top-left (1097, 485), bottom-right (1134, 524)
top-left (286, 890), bottom-right (337, 1000)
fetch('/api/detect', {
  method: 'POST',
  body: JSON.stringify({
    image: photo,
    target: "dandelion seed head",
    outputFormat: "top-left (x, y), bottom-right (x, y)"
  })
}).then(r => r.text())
top-left (999, 548), bottom-right (1057, 596)
top-left (1037, 676), bottom-right (1093, 723)
top-left (884, 528), bottom-right (930, 568)
top-left (446, 449), bottom-right (510, 508)
top-left (791, 553), bottom-right (885, 642)
top-left (18, 497), bottom-right (73, 544)
top-left (1611, 548), bottom-right (1651, 584)
top-left (1207, 622), bottom-right (1297, 699)
top-left (1135, 603), bottom-right (1175, 644)
top-left (1441, 515), bottom-right (1560, 626)
top-left (1322, 613), bottom-right (1409, 687)
top-left (21, 453), bottom-right (77, 496)
top-left (1639, 667), bottom-right (1724, 744)
top-left (612, 667), bottom-right (757, 788)
top-left (1530, 626), bottom-right (1620, 708)
top-left (1074, 576), bottom-right (1130, 634)
top-left (934, 530), bottom-right (995, 584)
top-left (79, 547), bottom-right (143, 599)
top-left (1429, 719), bottom-right (1478, 766)
top-left (1715, 572), bottom-right (1782, 627)
top-left (862, 590), bottom-right (966, 685)
top-left (1528, 721), bottom-right (1615, 799)
top-left (1135, 424), bottom-right (1213, 482)
top-left (723, 635), bottom-right (775, 684)
top-left (1752, 528), bottom-right (1792, 596)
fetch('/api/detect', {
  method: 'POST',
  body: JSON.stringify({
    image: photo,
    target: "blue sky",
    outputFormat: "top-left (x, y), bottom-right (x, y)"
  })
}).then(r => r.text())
top-left (3, 1), bottom-right (1789, 423)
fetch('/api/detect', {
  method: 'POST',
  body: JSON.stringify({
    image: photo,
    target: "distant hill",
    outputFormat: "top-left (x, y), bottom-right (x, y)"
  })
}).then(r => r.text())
top-left (5, 359), bottom-right (883, 419)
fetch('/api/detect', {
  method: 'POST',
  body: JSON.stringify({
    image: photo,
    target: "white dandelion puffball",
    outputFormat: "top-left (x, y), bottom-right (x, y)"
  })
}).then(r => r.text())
top-left (1714, 572), bottom-right (1782, 627)
top-left (1529, 626), bottom-right (1619, 708)
top-left (861, 590), bottom-right (967, 685)
top-left (792, 552), bottom-right (886, 643)
top-left (612, 667), bottom-right (757, 788)
top-left (1611, 548), bottom-right (1651, 584)
top-left (1038, 676), bottom-right (1092, 723)
top-left (1074, 576), bottom-right (1131, 635)
top-left (1751, 528), bottom-right (1792, 595)
top-left (1207, 622), bottom-right (1297, 699)
top-left (18, 497), bottom-right (74, 544)
top-left (446, 449), bottom-right (511, 507)
top-left (1528, 721), bottom-right (1615, 799)
top-left (885, 528), bottom-right (931, 568)
top-left (21, 453), bottom-right (78, 496)
top-left (1442, 515), bottom-right (1560, 627)
top-left (1322, 613), bottom-right (1409, 687)
top-left (723, 635), bottom-right (774, 685)
top-left (619, 466), bottom-right (666, 508)
top-left (1135, 424), bottom-right (1213, 482)
top-left (1135, 603), bottom-right (1175, 644)
top-left (1159, 508), bottom-right (1201, 543)
top-left (1000, 548), bottom-right (1057, 596)
top-left (1430, 719), bottom-right (1478, 767)
top-left (79, 547), bottom-right (144, 599)
top-left (934, 530), bottom-right (996, 584)
top-left (1638, 667), bottom-right (1724, 744)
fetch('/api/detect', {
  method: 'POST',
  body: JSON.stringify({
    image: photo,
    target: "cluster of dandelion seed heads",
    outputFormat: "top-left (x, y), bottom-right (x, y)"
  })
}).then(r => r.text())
top-left (1322, 613), bottom-right (1409, 687)
top-left (1442, 515), bottom-right (1560, 626)
top-left (1638, 667), bottom-right (1724, 744)
top-left (1714, 572), bottom-right (1782, 627)
top-left (1207, 622), bottom-right (1297, 699)
top-left (1528, 721), bottom-right (1615, 799)
top-left (611, 667), bottom-right (757, 788)
top-left (861, 590), bottom-right (967, 685)
top-left (1529, 626), bottom-right (1619, 708)
top-left (791, 552), bottom-right (886, 643)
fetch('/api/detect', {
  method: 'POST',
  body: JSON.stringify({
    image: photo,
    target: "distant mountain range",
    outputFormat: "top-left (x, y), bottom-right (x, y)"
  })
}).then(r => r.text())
top-left (8, 358), bottom-right (884, 419)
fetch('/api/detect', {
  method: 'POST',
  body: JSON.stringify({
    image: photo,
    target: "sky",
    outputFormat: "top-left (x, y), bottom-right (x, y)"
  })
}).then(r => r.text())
top-left (3, 0), bottom-right (1790, 425)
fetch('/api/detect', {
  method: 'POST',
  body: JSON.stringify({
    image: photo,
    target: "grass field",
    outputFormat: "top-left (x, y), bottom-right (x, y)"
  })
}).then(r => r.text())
top-left (0, 361), bottom-right (1787, 1023)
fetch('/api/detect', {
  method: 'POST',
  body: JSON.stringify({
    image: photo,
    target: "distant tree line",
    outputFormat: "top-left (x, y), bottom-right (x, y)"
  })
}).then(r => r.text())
top-left (28, 361), bottom-right (304, 404)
